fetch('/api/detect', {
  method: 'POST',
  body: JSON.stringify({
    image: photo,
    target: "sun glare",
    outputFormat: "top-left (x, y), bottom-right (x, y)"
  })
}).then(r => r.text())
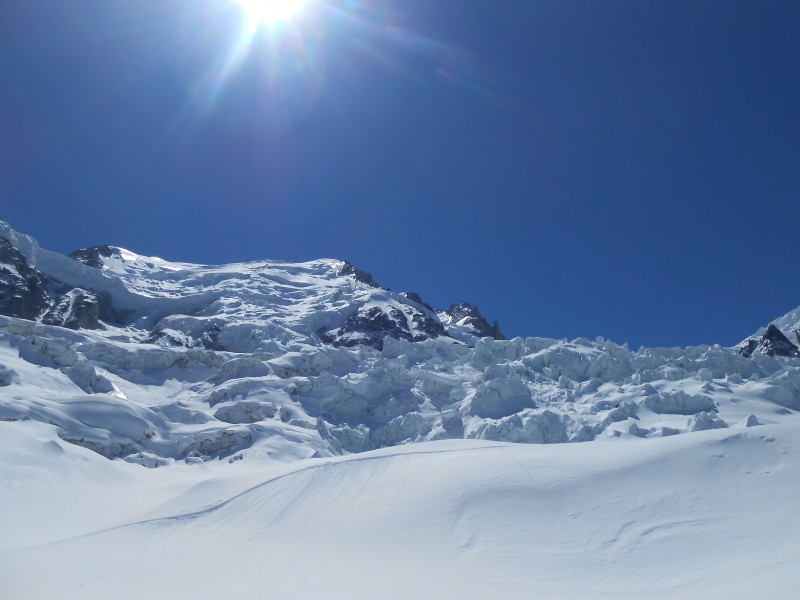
top-left (233, 0), bottom-right (307, 26)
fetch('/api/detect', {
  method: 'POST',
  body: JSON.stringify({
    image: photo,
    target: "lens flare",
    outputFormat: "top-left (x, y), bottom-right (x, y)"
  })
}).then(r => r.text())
top-left (233, 0), bottom-right (307, 26)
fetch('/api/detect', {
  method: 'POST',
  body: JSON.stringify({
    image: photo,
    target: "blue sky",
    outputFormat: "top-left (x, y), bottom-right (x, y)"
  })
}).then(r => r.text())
top-left (1, 0), bottom-right (799, 348)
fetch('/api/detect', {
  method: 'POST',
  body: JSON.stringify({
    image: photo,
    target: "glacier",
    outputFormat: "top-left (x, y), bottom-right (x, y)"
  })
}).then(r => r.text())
top-left (1, 220), bottom-right (799, 598)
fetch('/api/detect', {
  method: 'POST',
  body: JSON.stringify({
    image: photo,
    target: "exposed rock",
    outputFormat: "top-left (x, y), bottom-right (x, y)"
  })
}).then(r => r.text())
top-left (400, 291), bottom-right (434, 312)
top-left (0, 237), bottom-right (51, 320)
top-left (447, 301), bottom-right (505, 340)
top-left (41, 288), bottom-right (108, 330)
top-left (739, 339), bottom-right (758, 358)
top-left (409, 309), bottom-right (447, 339)
top-left (338, 261), bottom-right (381, 288)
top-left (68, 245), bottom-right (118, 269)
top-left (740, 324), bottom-right (799, 358)
top-left (321, 304), bottom-right (445, 350)
top-left (1, 236), bottom-right (126, 330)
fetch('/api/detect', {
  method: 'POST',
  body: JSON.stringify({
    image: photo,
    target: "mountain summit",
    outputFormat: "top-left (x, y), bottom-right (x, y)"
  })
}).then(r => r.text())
top-left (0, 221), bottom-right (501, 353)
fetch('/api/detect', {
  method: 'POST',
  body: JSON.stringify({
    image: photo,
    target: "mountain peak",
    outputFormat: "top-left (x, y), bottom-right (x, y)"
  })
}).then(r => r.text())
top-left (740, 323), bottom-right (800, 358)
top-left (69, 245), bottom-right (122, 269)
top-left (445, 302), bottom-right (505, 340)
top-left (0, 221), bottom-right (498, 352)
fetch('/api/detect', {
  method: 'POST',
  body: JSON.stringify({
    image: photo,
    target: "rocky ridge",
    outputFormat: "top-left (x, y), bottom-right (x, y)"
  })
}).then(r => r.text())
top-left (740, 324), bottom-right (799, 359)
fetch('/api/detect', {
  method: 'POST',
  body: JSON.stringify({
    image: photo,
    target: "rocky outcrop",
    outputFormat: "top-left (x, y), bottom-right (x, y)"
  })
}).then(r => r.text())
top-left (0, 235), bottom-right (127, 330)
top-left (40, 288), bottom-right (119, 330)
top-left (0, 237), bottom-right (51, 320)
top-left (320, 304), bottom-right (446, 350)
top-left (740, 324), bottom-right (799, 358)
top-left (400, 291), bottom-right (435, 312)
top-left (68, 245), bottom-right (119, 269)
top-left (446, 302), bottom-right (505, 340)
top-left (337, 261), bottom-right (381, 288)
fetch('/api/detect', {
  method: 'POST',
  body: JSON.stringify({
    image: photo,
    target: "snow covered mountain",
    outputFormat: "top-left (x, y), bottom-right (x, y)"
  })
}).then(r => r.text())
top-left (3, 220), bottom-right (800, 597)
top-left (1, 219), bottom-right (800, 465)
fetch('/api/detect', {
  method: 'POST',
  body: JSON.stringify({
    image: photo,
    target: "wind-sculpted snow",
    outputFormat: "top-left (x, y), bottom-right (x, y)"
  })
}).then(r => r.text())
top-left (1, 220), bottom-right (799, 464)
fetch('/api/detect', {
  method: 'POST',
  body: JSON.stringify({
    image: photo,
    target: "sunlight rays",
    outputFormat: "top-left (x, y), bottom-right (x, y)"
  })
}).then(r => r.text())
top-left (152, 0), bottom-right (509, 152)
top-left (233, 0), bottom-right (308, 28)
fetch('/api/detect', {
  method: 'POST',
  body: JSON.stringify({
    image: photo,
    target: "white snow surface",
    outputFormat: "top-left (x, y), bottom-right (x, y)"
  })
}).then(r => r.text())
top-left (2, 420), bottom-right (800, 598)
top-left (2, 221), bottom-right (800, 597)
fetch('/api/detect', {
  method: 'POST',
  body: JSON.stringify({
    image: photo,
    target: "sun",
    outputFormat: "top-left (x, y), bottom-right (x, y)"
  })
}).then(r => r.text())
top-left (233, 0), bottom-right (308, 26)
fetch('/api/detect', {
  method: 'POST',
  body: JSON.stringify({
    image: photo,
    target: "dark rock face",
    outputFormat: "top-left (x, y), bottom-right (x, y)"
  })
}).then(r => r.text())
top-left (409, 309), bottom-right (447, 339)
top-left (337, 261), bottom-right (381, 288)
top-left (739, 339), bottom-right (758, 359)
top-left (41, 289), bottom-right (104, 330)
top-left (321, 304), bottom-right (446, 350)
top-left (740, 324), bottom-right (799, 358)
top-left (0, 238), bottom-right (51, 320)
top-left (447, 302), bottom-right (506, 340)
top-left (68, 245), bottom-right (118, 269)
top-left (0, 238), bottom-right (125, 330)
top-left (400, 291), bottom-right (434, 312)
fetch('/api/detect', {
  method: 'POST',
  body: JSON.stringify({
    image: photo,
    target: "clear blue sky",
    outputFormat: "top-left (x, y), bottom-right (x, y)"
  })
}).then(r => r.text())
top-left (1, 0), bottom-right (799, 348)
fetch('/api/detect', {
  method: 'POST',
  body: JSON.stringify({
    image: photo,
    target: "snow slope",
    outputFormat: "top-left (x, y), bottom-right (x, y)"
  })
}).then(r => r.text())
top-left (2, 418), bottom-right (799, 599)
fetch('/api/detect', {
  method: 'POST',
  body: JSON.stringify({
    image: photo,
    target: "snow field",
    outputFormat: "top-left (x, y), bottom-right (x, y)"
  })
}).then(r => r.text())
top-left (2, 420), bottom-right (799, 599)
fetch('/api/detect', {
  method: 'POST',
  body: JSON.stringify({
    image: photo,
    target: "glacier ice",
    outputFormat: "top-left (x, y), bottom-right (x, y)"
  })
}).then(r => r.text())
top-left (0, 220), bottom-right (799, 464)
